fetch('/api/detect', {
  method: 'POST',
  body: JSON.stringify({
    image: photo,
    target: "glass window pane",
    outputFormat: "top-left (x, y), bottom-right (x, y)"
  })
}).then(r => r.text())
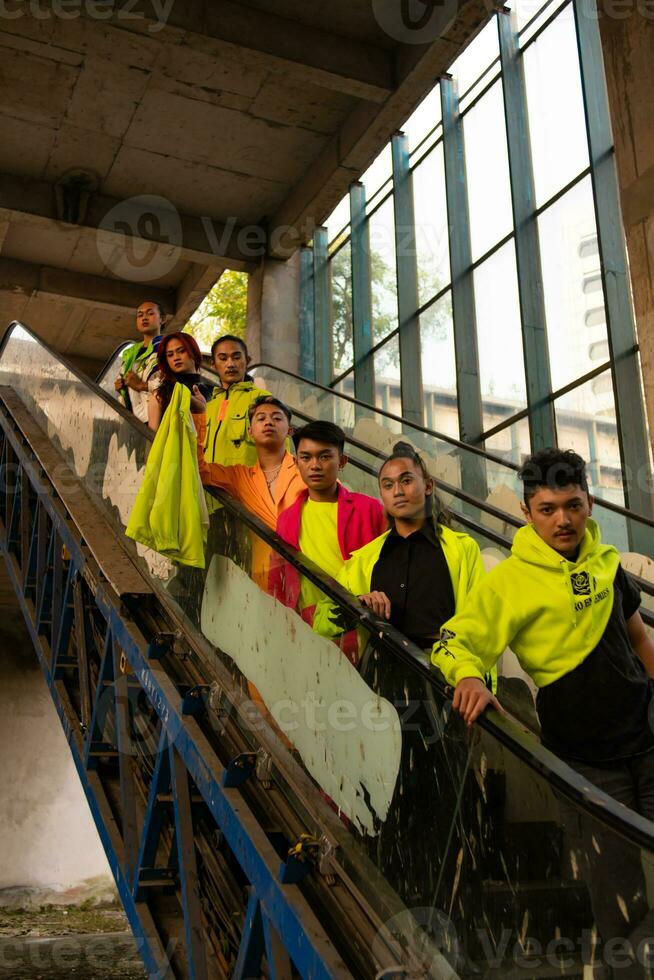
top-left (554, 368), bottom-right (625, 513)
top-left (330, 242), bottom-right (353, 378)
top-left (374, 334), bottom-right (401, 425)
top-left (538, 176), bottom-right (608, 391)
top-left (486, 416), bottom-right (531, 469)
top-left (412, 143), bottom-right (451, 305)
top-left (523, 10), bottom-right (589, 206)
top-left (420, 291), bottom-right (459, 439)
top-left (463, 80), bottom-right (513, 261)
top-left (361, 144), bottom-right (392, 203)
top-left (403, 84), bottom-right (442, 154)
top-left (474, 241), bottom-right (527, 430)
top-left (368, 198), bottom-right (398, 344)
top-left (508, 0), bottom-right (563, 32)
top-left (518, 0), bottom-right (572, 45)
top-left (449, 17), bottom-right (500, 97)
top-left (324, 196), bottom-right (350, 248)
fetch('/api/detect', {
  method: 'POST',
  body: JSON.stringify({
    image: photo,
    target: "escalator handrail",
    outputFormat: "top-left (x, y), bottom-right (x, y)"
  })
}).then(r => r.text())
top-left (248, 360), bottom-right (654, 531)
top-left (2, 324), bottom-right (154, 439)
top-left (6, 320), bottom-right (654, 854)
top-left (96, 340), bottom-right (132, 385)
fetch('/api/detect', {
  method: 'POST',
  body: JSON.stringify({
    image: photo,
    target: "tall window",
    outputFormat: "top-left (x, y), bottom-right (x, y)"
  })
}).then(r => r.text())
top-left (306, 0), bottom-right (647, 512)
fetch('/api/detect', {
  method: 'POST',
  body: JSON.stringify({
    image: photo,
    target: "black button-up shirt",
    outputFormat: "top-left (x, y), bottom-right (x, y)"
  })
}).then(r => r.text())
top-left (370, 520), bottom-right (455, 648)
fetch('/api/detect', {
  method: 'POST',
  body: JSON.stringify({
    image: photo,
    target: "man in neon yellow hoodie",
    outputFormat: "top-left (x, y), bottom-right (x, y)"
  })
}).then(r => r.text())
top-left (432, 448), bottom-right (654, 970)
top-left (204, 335), bottom-right (270, 467)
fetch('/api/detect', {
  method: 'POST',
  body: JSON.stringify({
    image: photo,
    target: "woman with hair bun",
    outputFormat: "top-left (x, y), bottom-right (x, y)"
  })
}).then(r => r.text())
top-left (314, 440), bottom-right (484, 650)
top-left (314, 440), bottom-right (488, 923)
top-left (148, 332), bottom-right (216, 431)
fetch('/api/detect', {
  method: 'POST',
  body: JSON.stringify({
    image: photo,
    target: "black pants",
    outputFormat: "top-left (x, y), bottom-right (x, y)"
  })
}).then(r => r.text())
top-left (563, 752), bottom-right (654, 978)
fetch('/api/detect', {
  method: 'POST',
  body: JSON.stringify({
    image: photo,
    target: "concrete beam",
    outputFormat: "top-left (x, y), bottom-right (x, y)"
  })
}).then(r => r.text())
top-left (166, 264), bottom-right (223, 332)
top-left (110, 0), bottom-right (394, 103)
top-left (0, 257), bottom-right (175, 314)
top-left (622, 163), bottom-right (654, 229)
top-left (0, 172), bottom-right (258, 271)
top-left (267, 0), bottom-right (493, 257)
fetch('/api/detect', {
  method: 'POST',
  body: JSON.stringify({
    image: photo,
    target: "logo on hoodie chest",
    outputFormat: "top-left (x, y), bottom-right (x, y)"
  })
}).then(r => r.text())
top-left (570, 571), bottom-right (594, 596)
top-left (569, 570), bottom-right (610, 611)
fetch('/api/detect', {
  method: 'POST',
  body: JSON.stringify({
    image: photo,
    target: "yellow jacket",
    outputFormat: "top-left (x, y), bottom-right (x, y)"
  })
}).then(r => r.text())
top-left (313, 523), bottom-right (485, 646)
top-left (204, 379), bottom-right (271, 466)
top-left (126, 385), bottom-right (208, 568)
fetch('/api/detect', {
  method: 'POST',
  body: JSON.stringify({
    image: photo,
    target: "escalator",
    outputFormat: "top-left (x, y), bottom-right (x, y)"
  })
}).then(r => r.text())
top-left (3, 320), bottom-right (654, 979)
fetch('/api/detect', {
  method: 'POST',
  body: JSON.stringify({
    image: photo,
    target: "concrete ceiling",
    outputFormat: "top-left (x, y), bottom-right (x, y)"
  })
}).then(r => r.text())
top-left (0, 0), bottom-right (491, 369)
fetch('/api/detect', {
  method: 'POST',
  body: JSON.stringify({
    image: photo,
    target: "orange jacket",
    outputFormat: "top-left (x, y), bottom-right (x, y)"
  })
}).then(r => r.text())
top-left (193, 414), bottom-right (304, 529)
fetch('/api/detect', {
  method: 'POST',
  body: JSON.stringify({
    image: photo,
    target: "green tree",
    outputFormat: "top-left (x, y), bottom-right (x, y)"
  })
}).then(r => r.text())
top-left (185, 271), bottom-right (248, 351)
top-left (330, 239), bottom-right (448, 380)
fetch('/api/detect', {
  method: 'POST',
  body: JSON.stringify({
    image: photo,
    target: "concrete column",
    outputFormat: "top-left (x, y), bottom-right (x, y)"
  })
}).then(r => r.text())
top-left (599, 9), bottom-right (654, 448)
top-left (246, 251), bottom-right (301, 371)
top-left (0, 562), bottom-right (115, 908)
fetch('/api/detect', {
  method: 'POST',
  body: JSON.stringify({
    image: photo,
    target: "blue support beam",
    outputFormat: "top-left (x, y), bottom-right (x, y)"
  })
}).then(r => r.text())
top-left (574, 0), bottom-right (654, 544)
top-left (349, 182), bottom-right (375, 408)
top-left (299, 246), bottom-right (316, 381)
top-left (498, 9), bottom-right (557, 452)
top-left (169, 741), bottom-right (208, 980)
top-left (313, 227), bottom-right (332, 387)
top-left (391, 133), bottom-right (424, 427)
top-left (440, 76), bottom-right (488, 499)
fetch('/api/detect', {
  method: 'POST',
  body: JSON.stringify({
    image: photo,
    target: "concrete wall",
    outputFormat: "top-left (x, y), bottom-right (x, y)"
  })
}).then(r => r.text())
top-left (247, 252), bottom-right (301, 372)
top-left (0, 561), bottom-right (116, 908)
top-left (600, 9), bottom-right (654, 444)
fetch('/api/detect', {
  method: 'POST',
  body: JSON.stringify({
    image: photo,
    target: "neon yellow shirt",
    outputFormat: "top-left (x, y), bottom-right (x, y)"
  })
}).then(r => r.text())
top-left (298, 500), bottom-right (343, 610)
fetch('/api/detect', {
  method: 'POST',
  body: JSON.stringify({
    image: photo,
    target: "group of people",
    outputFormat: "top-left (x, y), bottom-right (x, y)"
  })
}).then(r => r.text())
top-left (119, 300), bottom-right (654, 974)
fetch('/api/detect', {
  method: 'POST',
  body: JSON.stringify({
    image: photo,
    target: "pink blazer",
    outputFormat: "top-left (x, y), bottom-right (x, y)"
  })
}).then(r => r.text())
top-left (270, 484), bottom-right (387, 614)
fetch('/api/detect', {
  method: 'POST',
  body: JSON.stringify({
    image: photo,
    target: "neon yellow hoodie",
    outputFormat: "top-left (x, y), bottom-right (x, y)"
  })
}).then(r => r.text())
top-left (431, 518), bottom-right (620, 689)
top-left (314, 524), bottom-right (485, 642)
top-left (126, 384), bottom-right (209, 568)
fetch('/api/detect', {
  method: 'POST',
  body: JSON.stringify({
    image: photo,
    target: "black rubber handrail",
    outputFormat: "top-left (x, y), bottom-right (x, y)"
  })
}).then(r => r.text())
top-left (6, 320), bottom-right (654, 851)
top-left (96, 340), bottom-right (132, 384)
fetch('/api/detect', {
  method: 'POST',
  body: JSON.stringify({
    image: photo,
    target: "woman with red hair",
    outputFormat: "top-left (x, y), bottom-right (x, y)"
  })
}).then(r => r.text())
top-left (148, 332), bottom-right (216, 431)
